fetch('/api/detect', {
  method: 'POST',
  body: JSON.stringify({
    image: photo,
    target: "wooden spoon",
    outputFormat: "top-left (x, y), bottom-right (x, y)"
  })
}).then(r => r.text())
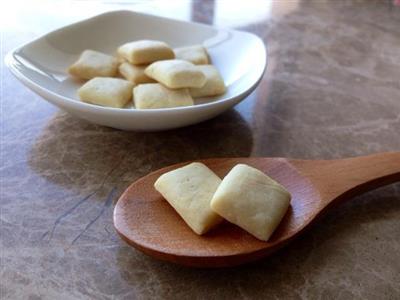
top-left (114, 152), bottom-right (400, 268)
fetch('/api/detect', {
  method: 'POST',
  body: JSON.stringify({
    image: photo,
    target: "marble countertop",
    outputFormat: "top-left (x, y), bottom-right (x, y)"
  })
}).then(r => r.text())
top-left (1, 0), bottom-right (399, 299)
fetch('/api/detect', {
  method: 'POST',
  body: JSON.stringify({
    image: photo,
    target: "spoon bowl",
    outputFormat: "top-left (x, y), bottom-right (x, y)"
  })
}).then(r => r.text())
top-left (114, 152), bottom-right (400, 267)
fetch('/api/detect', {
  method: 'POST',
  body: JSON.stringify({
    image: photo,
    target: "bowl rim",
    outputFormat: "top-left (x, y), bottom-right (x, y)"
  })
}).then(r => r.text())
top-left (5, 9), bottom-right (267, 115)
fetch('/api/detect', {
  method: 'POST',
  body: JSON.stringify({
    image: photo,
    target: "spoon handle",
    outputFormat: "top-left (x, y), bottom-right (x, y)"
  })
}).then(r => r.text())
top-left (292, 152), bottom-right (400, 207)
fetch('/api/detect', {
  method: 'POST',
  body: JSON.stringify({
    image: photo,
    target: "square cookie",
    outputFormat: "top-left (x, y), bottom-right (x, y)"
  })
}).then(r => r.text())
top-left (68, 50), bottom-right (118, 79)
top-left (117, 40), bottom-right (174, 65)
top-left (174, 45), bottom-right (209, 65)
top-left (133, 83), bottom-right (193, 109)
top-left (190, 65), bottom-right (226, 98)
top-left (145, 59), bottom-right (206, 89)
top-left (154, 162), bottom-right (223, 235)
top-left (78, 77), bottom-right (133, 108)
top-left (118, 62), bottom-right (155, 85)
top-left (210, 164), bottom-right (291, 241)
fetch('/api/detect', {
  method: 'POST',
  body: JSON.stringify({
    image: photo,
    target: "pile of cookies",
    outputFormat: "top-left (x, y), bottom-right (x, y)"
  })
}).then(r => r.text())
top-left (68, 40), bottom-right (226, 109)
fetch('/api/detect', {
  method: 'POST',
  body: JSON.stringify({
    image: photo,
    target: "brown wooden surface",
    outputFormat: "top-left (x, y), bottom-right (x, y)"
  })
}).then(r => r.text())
top-left (113, 152), bottom-right (400, 267)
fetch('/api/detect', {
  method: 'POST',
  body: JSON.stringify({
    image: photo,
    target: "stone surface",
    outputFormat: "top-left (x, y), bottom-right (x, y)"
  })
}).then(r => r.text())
top-left (1, 0), bottom-right (400, 299)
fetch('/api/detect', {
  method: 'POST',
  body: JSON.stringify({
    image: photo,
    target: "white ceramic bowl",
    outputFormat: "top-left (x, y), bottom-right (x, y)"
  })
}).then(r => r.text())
top-left (5, 10), bottom-right (266, 131)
